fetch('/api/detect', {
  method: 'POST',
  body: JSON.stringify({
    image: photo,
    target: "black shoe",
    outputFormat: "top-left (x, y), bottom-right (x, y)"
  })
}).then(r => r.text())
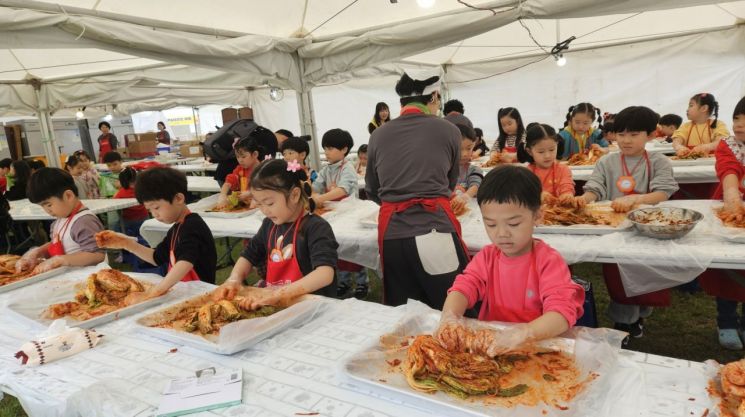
top-left (336, 284), bottom-right (351, 298)
top-left (354, 284), bottom-right (368, 300)
top-left (614, 319), bottom-right (644, 347)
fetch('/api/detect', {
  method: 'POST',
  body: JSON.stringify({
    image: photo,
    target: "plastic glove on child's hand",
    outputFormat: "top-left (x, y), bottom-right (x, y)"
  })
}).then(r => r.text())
top-left (486, 324), bottom-right (534, 357)
top-left (212, 279), bottom-right (242, 302)
top-left (690, 144), bottom-right (709, 155)
top-left (215, 194), bottom-right (229, 210)
top-left (611, 195), bottom-right (638, 213)
top-left (95, 231), bottom-right (132, 249)
top-left (434, 311), bottom-right (468, 350)
top-left (722, 202), bottom-right (745, 223)
top-left (450, 196), bottom-right (466, 214)
top-left (15, 249), bottom-right (40, 273)
top-left (675, 147), bottom-right (690, 157)
top-left (31, 257), bottom-right (63, 275)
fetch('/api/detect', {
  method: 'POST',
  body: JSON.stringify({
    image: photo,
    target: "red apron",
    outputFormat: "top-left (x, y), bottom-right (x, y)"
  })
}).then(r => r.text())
top-left (48, 202), bottom-right (84, 257)
top-left (265, 214), bottom-right (305, 286)
top-left (503, 146), bottom-right (517, 153)
top-left (169, 212), bottom-right (200, 282)
top-left (481, 243), bottom-right (543, 323)
top-left (99, 134), bottom-right (113, 163)
top-left (377, 196), bottom-right (470, 272)
top-left (700, 269), bottom-right (745, 301)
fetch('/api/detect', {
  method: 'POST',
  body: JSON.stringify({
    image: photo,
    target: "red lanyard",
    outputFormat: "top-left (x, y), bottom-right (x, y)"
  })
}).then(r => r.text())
top-left (686, 122), bottom-right (712, 145)
top-left (169, 210), bottom-right (191, 255)
top-left (620, 152), bottom-right (651, 192)
top-left (55, 202), bottom-right (83, 242)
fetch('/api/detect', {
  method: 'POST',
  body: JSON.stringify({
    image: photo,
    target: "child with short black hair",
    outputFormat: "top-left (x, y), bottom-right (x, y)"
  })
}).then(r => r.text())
top-left (312, 128), bottom-right (358, 205)
top-left (96, 167), bottom-right (217, 304)
top-left (280, 136), bottom-right (317, 182)
top-left (215, 137), bottom-right (269, 210)
top-left (672, 93), bottom-right (730, 156)
top-left (65, 155), bottom-right (91, 199)
top-left (438, 165), bottom-right (584, 355)
top-left (16, 168), bottom-right (105, 273)
top-left (524, 124), bottom-right (579, 206)
top-left (214, 159), bottom-right (338, 307)
top-left (558, 102), bottom-right (609, 159)
top-left (656, 114), bottom-right (683, 141)
top-left (114, 167), bottom-right (149, 232)
top-left (0, 158), bottom-right (11, 194)
top-left (100, 151), bottom-right (124, 197)
top-left (312, 129), bottom-right (364, 298)
top-left (28, 159), bottom-right (45, 174)
top-left (578, 106), bottom-right (679, 343)
top-left (451, 124), bottom-right (483, 214)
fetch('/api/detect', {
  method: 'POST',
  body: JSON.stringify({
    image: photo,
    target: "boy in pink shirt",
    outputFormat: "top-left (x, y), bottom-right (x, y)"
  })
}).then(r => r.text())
top-left (439, 164), bottom-right (584, 354)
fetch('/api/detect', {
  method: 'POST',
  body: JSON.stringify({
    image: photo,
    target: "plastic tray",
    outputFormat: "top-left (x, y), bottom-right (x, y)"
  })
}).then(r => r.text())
top-left (0, 266), bottom-right (69, 294)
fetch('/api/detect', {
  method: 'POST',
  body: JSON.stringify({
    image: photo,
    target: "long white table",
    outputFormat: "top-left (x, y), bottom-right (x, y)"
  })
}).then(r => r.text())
top-left (0, 266), bottom-right (715, 417)
top-left (141, 199), bottom-right (745, 272)
top-left (186, 176), bottom-right (220, 193)
top-left (9, 199), bottom-right (139, 221)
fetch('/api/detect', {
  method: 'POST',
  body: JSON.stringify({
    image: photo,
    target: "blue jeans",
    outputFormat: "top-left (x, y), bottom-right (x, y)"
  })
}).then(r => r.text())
top-left (338, 270), bottom-right (368, 287)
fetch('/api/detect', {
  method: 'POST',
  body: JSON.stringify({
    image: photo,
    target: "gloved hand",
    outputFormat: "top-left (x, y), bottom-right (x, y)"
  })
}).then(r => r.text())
top-left (611, 195), bottom-right (639, 213)
top-left (31, 256), bottom-right (64, 275)
top-left (95, 230), bottom-right (134, 250)
top-left (15, 247), bottom-right (41, 273)
top-left (486, 323), bottom-right (534, 357)
top-left (212, 278), bottom-right (243, 301)
top-left (434, 310), bottom-right (466, 351)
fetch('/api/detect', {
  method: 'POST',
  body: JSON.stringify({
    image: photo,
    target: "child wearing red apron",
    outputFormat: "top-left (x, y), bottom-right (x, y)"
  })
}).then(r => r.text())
top-left (439, 165), bottom-right (584, 356)
top-left (578, 106), bottom-right (679, 345)
top-left (366, 73), bottom-right (470, 310)
top-left (699, 96), bottom-right (745, 350)
top-left (311, 129), bottom-right (367, 299)
top-left (97, 167), bottom-right (216, 305)
top-left (216, 136), bottom-right (269, 210)
top-left (214, 159), bottom-right (338, 309)
top-left (17, 168), bottom-right (106, 274)
top-left (495, 107), bottom-right (527, 163)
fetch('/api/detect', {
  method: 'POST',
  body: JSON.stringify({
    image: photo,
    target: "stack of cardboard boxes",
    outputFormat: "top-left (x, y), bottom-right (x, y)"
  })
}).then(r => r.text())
top-left (125, 132), bottom-right (158, 159)
top-left (178, 140), bottom-right (203, 158)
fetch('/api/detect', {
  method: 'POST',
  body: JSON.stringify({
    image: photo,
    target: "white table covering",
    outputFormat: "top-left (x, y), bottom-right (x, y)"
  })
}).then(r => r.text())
top-left (186, 176), bottom-right (221, 193)
top-left (140, 199), bottom-right (745, 272)
top-left (0, 267), bottom-right (714, 417)
top-left (9, 199), bottom-right (139, 221)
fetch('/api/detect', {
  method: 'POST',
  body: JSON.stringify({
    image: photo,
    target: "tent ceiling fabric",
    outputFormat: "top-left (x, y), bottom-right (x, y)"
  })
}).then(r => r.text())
top-left (0, 0), bottom-right (742, 114)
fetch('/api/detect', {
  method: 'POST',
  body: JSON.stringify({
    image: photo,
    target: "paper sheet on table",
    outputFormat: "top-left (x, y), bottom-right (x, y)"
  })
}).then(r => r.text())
top-left (341, 300), bottom-right (633, 417)
top-left (603, 231), bottom-right (716, 297)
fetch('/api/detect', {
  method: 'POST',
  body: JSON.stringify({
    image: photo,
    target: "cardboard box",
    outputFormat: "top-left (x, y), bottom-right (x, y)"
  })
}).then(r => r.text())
top-left (238, 107), bottom-right (253, 120)
top-left (137, 132), bottom-right (158, 142)
top-left (180, 143), bottom-right (203, 158)
top-left (116, 147), bottom-right (129, 159)
top-left (221, 108), bottom-right (238, 124)
top-left (128, 140), bottom-right (158, 158)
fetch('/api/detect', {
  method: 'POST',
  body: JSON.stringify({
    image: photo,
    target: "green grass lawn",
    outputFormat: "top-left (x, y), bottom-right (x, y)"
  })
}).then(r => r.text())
top-left (1, 242), bottom-right (742, 415)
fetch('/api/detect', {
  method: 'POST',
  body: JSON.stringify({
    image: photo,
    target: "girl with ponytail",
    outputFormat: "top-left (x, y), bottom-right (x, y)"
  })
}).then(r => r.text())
top-left (557, 102), bottom-right (609, 160)
top-left (672, 92), bottom-right (731, 157)
top-left (213, 158), bottom-right (338, 308)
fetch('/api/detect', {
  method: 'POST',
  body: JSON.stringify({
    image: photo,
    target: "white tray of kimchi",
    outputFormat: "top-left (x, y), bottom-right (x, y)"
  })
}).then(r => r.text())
top-left (4, 269), bottom-right (168, 330)
top-left (0, 254), bottom-right (69, 294)
top-left (536, 201), bottom-right (632, 235)
top-left (135, 288), bottom-right (327, 355)
top-left (340, 306), bottom-right (624, 417)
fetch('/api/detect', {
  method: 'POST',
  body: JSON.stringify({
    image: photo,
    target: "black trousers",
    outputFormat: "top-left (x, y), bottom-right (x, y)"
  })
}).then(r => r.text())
top-left (382, 233), bottom-right (469, 310)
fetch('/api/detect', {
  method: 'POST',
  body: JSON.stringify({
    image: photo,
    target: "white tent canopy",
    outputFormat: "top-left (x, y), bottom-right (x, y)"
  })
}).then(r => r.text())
top-left (0, 0), bottom-right (744, 165)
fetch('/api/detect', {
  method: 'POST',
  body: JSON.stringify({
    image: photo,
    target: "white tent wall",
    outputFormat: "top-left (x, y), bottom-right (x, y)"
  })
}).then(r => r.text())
top-left (250, 89), bottom-right (302, 140)
top-left (311, 76), bottom-right (403, 150)
top-left (444, 25), bottom-right (745, 141)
